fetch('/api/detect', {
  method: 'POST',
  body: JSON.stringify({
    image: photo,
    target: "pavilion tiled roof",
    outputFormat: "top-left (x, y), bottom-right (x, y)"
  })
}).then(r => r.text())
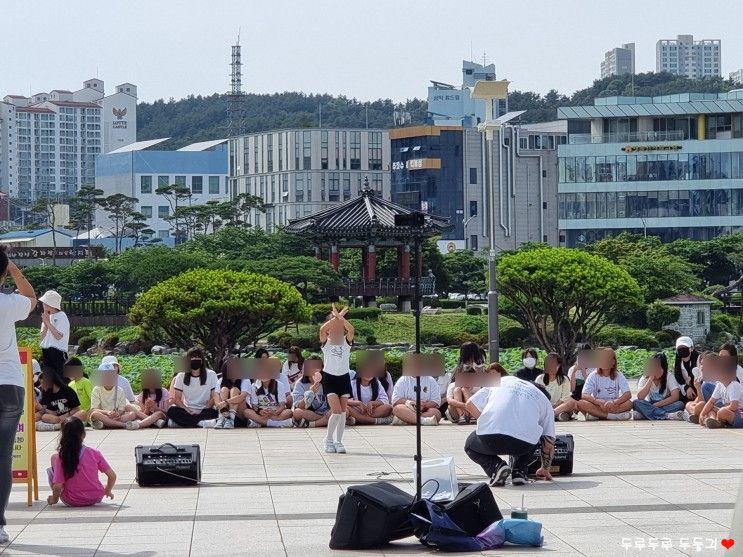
top-left (284, 188), bottom-right (451, 240)
top-left (662, 294), bottom-right (712, 304)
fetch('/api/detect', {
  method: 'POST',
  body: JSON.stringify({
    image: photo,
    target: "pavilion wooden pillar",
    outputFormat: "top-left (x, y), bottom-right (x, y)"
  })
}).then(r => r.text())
top-left (398, 244), bottom-right (411, 280)
top-left (366, 244), bottom-right (377, 282)
top-left (315, 246), bottom-right (322, 260)
top-left (330, 244), bottom-right (340, 270)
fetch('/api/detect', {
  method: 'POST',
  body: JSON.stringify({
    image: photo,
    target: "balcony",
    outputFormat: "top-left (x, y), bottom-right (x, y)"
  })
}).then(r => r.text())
top-left (569, 130), bottom-right (686, 145)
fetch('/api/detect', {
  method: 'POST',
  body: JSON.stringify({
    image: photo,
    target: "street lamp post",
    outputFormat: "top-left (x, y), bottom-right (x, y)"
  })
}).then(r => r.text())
top-left (471, 80), bottom-right (510, 362)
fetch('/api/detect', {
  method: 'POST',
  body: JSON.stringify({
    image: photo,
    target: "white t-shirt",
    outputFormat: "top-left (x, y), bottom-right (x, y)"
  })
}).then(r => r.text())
top-left (116, 375), bottom-right (136, 402)
top-left (437, 374), bottom-right (452, 403)
top-left (91, 385), bottom-right (128, 412)
top-left (173, 370), bottom-right (219, 411)
top-left (351, 379), bottom-right (389, 405)
top-left (446, 381), bottom-right (481, 400)
top-left (637, 373), bottom-right (680, 401)
top-left (240, 380), bottom-right (257, 406)
top-left (711, 381), bottom-right (743, 406)
top-left (469, 377), bottom-right (556, 445)
top-left (40, 311), bottom-right (70, 351)
top-left (737, 365), bottom-right (743, 384)
top-left (250, 380), bottom-right (290, 410)
top-left (391, 375), bottom-right (441, 405)
top-left (0, 293), bottom-right (33, 387)
top-left (321, 342), bottom-right (352, 376)
top-left (281, 361), bottom-right (303, 384)
top-left (583, 370), bottom-right (631, 401)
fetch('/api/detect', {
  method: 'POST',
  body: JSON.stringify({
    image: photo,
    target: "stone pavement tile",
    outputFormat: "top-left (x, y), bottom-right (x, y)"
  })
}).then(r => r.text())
top-left (3, 548), bottom-right (97, 557)
top-left (94, 547), bottom-right (186, 557)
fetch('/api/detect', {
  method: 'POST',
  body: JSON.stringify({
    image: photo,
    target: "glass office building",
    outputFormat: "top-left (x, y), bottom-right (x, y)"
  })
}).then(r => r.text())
top-left (557, 92), bottom-right (743, 246)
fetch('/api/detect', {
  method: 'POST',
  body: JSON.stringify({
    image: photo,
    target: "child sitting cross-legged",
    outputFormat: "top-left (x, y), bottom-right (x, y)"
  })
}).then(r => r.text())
top-left (47, 417), bottom-right (116, 507)
top-left (292, 356), bottom-right (331, 428)
top-left (699, 354), bottom-right (743, 429)
top-left (347, 369), bottom-right (393, 425)
top-left (133, 368), bottom-right (171, 429)
top-left (89, 363), bottom-right (141, 430)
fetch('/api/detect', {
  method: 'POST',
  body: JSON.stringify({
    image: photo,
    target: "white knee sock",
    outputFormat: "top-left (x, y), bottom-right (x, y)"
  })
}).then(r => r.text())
top-left (325, 413), bottom-right (341, 443)
top-left (335, 412), bottom-right (347, 443)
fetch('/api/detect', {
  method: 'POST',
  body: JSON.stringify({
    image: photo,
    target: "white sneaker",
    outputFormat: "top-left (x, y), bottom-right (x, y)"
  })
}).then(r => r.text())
top-left (125, 420), bottom-right (140, 430)
top-left (608, 412), bottom-right (631, 421)
top-left (334, 442), bottom-right (347, 454)
top-left (198, 419), bottom-right (218, 428)
top-left (214, 416), bottom-right (226, 429)
top-left (325, 440), bottom-right (337, 453)
top-left (155, 419), bottom-right (166, 428)
top-left (632, 411), bottom-right (645, 421)
top-left (0, 526), bottom-right (9, 544)
top-left (375, 416), bottom-right (394, 425)
top-left (167, 419), bottom-right (181, 428)
top-left (391, 416), bottom-right (405, 426)
top-left (248, 420), bottom-right (262, 428)
top-left (667, 410), bottom-right (684, 421)
top-left (91, 420), bottom-right (104, 430)
top-left (223, 417), bottom-right (235, 429)
top-left (422, 416), bottom-right (439, 426)
top-left (267, 418), bottom-right (293, 428)
top-left (36, 422), bottom-right (58, 432)
top-left (584, 414), bottom-right (599, 421)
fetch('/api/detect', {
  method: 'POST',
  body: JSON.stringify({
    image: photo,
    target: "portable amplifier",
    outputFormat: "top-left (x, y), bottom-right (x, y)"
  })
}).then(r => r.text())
top-left (135, 443), bottom-right (201, 487)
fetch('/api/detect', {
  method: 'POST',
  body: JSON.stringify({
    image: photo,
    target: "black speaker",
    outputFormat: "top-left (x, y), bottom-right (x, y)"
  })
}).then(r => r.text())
top-left (526, 433), bottom-right (574, 476)
top-left (135, 443), bottom-right (201, 487)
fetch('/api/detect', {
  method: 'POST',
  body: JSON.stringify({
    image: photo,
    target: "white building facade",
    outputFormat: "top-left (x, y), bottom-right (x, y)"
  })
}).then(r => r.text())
top-left (600, 43), bottom-right (635, 78)
top-left (229, 128), bottom-right (391, 232)
top-left (730, 69), bottom-right (743, 85)
top-left (656, 35), bottom-right (721, 79)
top-left (0, 79), bottom-right (136, 203)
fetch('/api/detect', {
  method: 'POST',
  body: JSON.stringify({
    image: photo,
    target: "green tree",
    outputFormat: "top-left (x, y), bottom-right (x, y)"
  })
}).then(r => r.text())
top-left (181, 227), bottom-right (314, 261)
top-left (31, 196), bottom-right (60, 265)
top-left (586, 233), bottom-right (663, 263)
top-left (155, 184), bottom-right (191, 243)
top-left (234, 256), bottom-right (341, 302)
top-left (102, 193), bottom-right (139, 253)
top-left (443, 250), bottom-right (486, 301)
top-left (618, 252), bottom-right (700, 303)
top-left (665, 235), bottom-right (743, 288)
top-left (61, 260), bottom-right (113, 301)
top-left (67, 185), bottom-right (105, 238)
top-left (646, 301), bottom-right (681, 331)
top-left (21, 265), bottom-right (67, 294)
top-left (129, 269), bottom-right (308, 370)
top-left (497, 247), bottom-right (643, 365)
top-left (108, 245), bottom-right (214, 297)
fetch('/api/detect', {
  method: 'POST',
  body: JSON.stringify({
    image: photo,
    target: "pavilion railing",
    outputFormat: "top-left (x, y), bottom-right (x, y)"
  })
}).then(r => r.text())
top-left (328, 277), bottom-right (436, 297)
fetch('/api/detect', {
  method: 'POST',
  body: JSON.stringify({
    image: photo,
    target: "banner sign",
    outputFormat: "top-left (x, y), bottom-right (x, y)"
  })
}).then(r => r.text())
top-left (12, 348), bottom-right (38, 506)
top-left (10, 247), bottom-right (102, 260)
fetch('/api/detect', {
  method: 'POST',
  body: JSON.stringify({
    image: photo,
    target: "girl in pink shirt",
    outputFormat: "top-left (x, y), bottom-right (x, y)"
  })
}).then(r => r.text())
top-left (46, 418), bottom-right (116, 507)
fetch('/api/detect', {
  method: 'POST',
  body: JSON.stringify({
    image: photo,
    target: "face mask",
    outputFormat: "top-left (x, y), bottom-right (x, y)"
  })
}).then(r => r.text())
top-left (523, 357), bottom-right (536, 369)
top-left (677, 347), bottom-right (690, 358)
top-left (189, 359), bottom-right (203, 371)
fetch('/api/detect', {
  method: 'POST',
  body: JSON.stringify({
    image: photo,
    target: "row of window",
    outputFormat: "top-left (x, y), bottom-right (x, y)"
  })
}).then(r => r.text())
top-left (140, 175), bottom-right (223, 195)
top-left (559, 151), bottom-right (743, 183)
top-left (558, 188), bottom-right (743, 220)
top-left (564, 226), bottom-right (737, 248)
top-left (243, 172), bottom-right (384, 203)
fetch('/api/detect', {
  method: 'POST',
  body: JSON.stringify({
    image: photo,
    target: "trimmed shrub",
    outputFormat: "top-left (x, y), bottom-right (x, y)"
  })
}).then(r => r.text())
top-left (466, 306), bottom-right (482, 315)
top-left (439, 299), bottom-right (466, 309)
top-left (77, 336), bottom-right (97, 354)
top-left (102, 334), bottom-right (119, 350)
top-left (365, 335), bottom-right (378, 345)
top-left (594, 325), bottom-right (658, 350)
top-left (711, 311), bottom-right (739, 336)
top-left (646, 302), bottom-right (680, 331)
top-left (309, 304), bottom-right (382, 323)
top-left (70, 328), bottom-right (96, 345)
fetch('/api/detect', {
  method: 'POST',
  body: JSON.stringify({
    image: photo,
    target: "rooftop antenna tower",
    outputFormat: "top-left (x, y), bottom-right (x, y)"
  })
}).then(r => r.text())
top-left (227, 30), bottom-right (247, 137)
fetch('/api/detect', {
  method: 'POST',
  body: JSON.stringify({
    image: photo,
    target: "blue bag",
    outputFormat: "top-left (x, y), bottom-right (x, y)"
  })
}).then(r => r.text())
top-left (410, 499), bottom-right (485, 552)
top-left (500, 518), bottom-right (544, 547)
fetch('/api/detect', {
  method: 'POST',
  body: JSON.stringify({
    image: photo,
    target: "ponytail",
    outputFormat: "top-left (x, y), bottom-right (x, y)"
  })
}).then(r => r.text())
top-left (58, 418), bottom-right (85, 480)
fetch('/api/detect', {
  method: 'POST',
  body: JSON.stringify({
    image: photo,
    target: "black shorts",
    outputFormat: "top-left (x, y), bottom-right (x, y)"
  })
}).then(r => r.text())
top-left (321, 372), bottom-right (353, 398)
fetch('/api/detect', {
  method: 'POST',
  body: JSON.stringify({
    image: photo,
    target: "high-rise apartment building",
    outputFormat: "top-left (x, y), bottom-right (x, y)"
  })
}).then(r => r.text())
top-left (600, 43), bottom-right (635, 78)
top-left (730, 69), bottom-right (743, 85)
top-left (656, 35), bottom-right (721, 79)
top-left (229, 128), bottom-right (391, 232)
top-left (0, 79), bottom-right (136, 203)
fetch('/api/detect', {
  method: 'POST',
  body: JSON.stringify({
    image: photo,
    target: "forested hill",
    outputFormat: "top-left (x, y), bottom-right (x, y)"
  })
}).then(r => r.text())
top-left (137, 73), bottom-right (737, 148)
top-left (136, 93), bottom-right (428, 149)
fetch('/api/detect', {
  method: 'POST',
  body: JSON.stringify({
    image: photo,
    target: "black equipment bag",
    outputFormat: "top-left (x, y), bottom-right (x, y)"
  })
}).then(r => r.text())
top-left (443, 483), bottom-right (503, 536)
top-left (526, 433), bottom-right (574, 476)
top-left (329, 481), bottom-right (415, 549)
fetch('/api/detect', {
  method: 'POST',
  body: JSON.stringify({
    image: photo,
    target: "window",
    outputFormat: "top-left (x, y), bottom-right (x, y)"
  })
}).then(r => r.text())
top-left (266, 134), bottom-right (273, 172)
top-left (140, 175), bottom-right (152, 194)
top-left (208, 176), bottom-right (220, 194)
top-left (368, 132), bottom-right (382, 170)
top-left (350, 131), bottom-right (361, 170)
top-left (469, 168), bottom-right (477, 184)
top-left (321, 131), bottom-right (329, 169)
top-left (158, 206), bottom-right (169, 218)
top-left (191, 176), bottom-right (203, 194)
top-left (697, 311), bottom-right (705, 325)
top-left (469, 200), bottom-right (478, 217)
top-left (343, 172), bottom-right (351, 200)
top-left (303, 131), bottom-right (312, 169)
top-left (328, 173), bottom-right (339, 202)
top-left (294, 131), bottom-right (300, 169)
top-left (278, 133), bottom-right (283, 171)
top-left (175, 176), bottom-right (186, 187)
top-left (470, 235), bottom-right (478, 251)
top-left (140, 206), bottom-right (153, 218)
top-left (157, 175), bottom-right (169, 188)
top-left (158, 230), bottom-right (169, 239)
top-left (295, 173), bottom-right (304, 202)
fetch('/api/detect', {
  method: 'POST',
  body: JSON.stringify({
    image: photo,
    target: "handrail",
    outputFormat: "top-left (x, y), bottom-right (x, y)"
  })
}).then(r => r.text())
top-left (569, 130), bottom-right (685, 145)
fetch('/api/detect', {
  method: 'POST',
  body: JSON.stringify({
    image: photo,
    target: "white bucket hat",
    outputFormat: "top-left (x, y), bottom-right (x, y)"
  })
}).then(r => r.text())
top-left (101, 355), bottom-right (119, 367)
top-left (38, 290), bottom-right (62, 310)
top-left (675, 336), bottom-right (694, 349)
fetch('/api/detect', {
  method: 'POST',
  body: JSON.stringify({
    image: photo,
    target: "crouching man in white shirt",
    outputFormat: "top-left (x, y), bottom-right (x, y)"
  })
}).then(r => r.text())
top-left (465, 375), bottom-right (555, 487)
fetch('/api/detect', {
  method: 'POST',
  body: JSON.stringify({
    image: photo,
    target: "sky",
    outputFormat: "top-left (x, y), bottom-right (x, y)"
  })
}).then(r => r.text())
top-left (2, 0), bottom-right (742, 104)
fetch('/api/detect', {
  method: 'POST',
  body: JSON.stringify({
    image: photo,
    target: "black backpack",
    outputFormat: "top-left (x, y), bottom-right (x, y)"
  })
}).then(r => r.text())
top-left (329, 482), bottom-right (414, 549)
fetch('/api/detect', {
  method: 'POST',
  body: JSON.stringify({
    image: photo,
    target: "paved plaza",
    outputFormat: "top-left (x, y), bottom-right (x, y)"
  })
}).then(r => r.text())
top-left (2, 421), bottom-right (741, 557)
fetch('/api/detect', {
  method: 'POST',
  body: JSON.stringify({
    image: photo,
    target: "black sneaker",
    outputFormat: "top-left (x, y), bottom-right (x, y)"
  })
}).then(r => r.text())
top-left (511, 470), bottom-right (528, 486)
top-left (296, 418), bottom-right (309, 428)
top-left (489, 463), bottom-right (511, 487)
